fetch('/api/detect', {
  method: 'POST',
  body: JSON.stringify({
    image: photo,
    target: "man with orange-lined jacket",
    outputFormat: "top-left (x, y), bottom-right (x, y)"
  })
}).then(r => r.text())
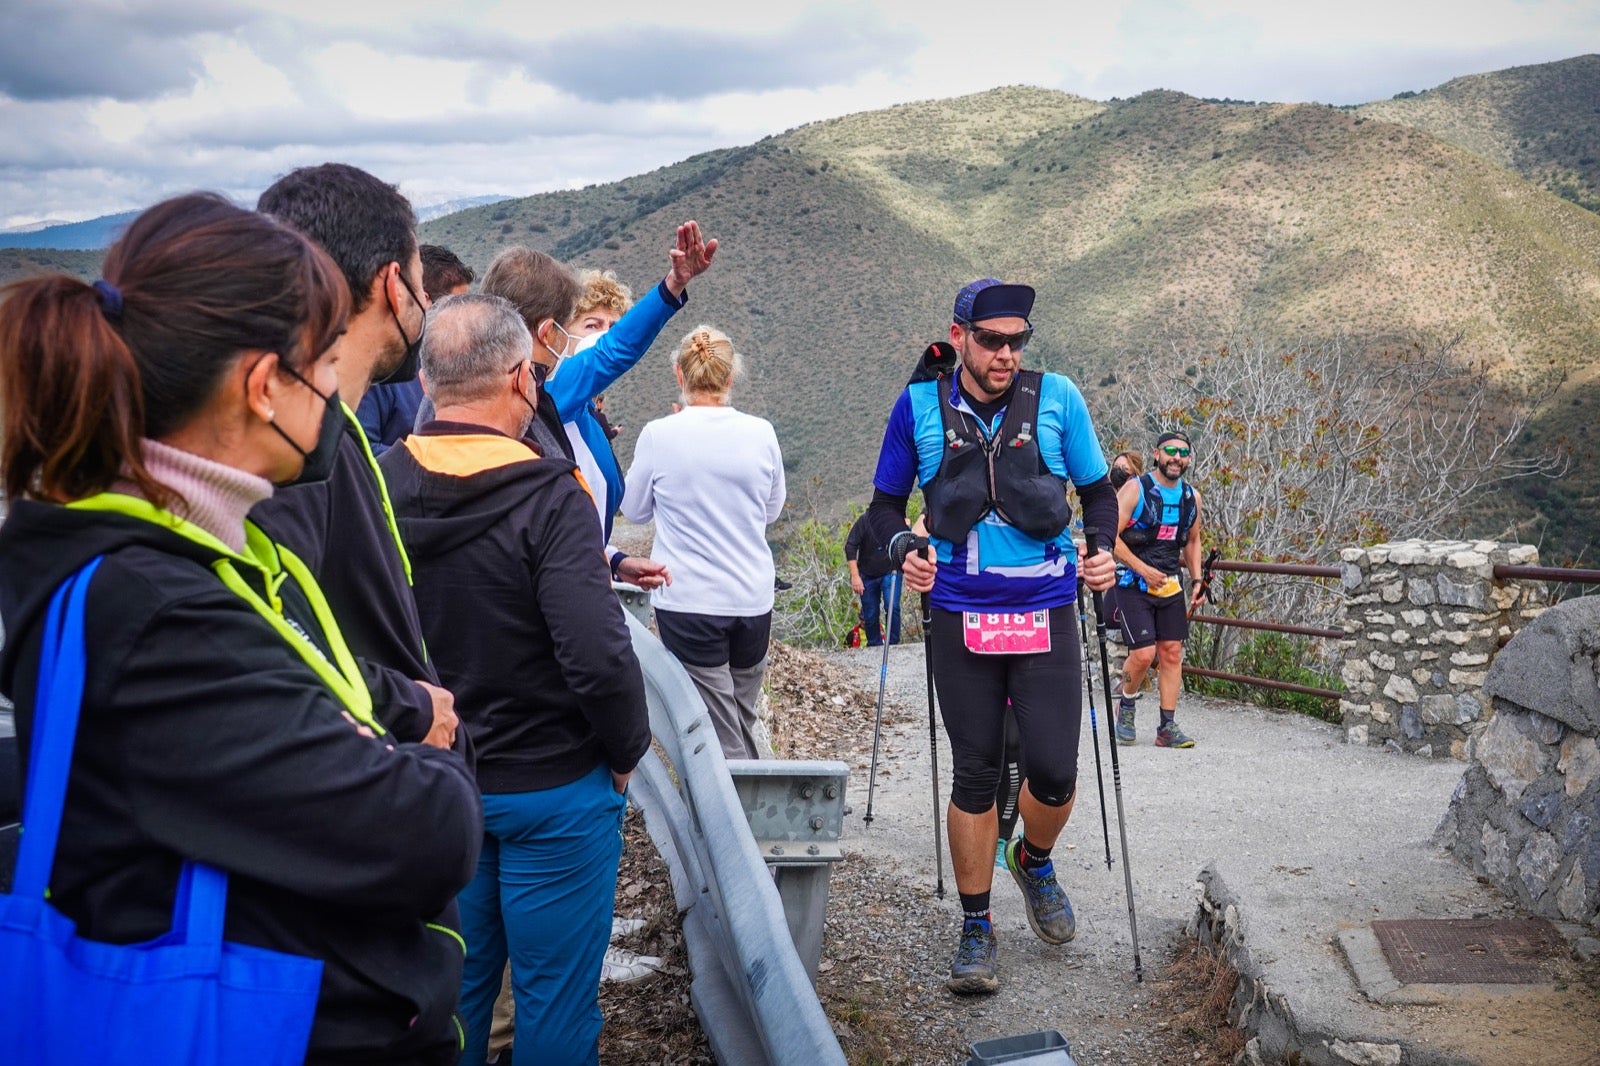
top-left (380, 293), bottom-right (649, 1066)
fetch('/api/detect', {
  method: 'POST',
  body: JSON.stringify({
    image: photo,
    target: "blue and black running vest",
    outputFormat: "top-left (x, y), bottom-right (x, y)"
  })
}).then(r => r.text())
top-left (1120, 472), bottom-right (1196, 577)
top-left (922, 370), bottom-right (1073, 544)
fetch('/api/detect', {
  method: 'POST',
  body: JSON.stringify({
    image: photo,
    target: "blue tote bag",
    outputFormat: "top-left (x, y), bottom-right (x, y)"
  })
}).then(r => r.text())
top-left (0, 558), bottom-right (324, 1065)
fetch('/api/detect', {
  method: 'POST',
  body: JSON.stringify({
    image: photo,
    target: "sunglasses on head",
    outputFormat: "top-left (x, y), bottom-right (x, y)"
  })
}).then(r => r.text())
top-left (1160, 444), bottom-right (1191, 457)
top-left (965, 324), bottom-right (1033, 352)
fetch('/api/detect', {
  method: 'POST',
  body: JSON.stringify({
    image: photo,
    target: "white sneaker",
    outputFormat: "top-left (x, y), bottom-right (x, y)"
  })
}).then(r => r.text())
top-left (600, 945), bottom-right (661, 984)
top-left (610, 917), bottom-right (646, 941)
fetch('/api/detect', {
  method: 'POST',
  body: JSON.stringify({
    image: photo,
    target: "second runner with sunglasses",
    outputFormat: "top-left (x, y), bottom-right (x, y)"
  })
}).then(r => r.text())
top-left (1110, 429), bottom-right (1206, 749)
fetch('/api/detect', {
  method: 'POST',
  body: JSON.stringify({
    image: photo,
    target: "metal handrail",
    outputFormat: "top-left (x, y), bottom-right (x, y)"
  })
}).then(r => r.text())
top-left (1183, 557), bottom-right (1344, 700)
top-left (623, 612), bottom-right (846, 1066)
top-left (1212, 560), bottom-right (1341, 579)
top-left (1188, 613), bottom-right (1343, 640)
top-left (1493, 564), bottom-right (1600, 585)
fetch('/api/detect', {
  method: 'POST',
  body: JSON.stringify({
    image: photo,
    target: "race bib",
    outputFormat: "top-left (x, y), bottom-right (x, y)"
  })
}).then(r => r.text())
top-left (963, 611), bottom-right (1051, 655)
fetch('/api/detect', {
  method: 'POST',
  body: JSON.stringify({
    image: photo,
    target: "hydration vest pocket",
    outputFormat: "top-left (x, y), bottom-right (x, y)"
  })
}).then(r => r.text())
top-left (995, 473), bottom-right (1073, 542)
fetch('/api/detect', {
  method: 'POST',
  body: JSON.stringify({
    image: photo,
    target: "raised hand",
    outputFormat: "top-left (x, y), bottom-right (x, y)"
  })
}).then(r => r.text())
top-left (665, 220), bottom-right (718, 297)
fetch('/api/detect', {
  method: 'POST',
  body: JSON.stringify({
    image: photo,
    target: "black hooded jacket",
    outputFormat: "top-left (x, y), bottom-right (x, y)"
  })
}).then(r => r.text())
top-left (0, 500), bottom-right (483, 1065)
top-left (380, 423), bottom-right (650, 794)
top-left (251, 415), bottom-right (440, 744)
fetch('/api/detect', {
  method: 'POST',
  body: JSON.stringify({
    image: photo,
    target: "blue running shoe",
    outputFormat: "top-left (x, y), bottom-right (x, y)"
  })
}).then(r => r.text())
top-left (946, 921), bottom-right (999, 995)
top-left (1004, 839), bottom-right (1077, 945)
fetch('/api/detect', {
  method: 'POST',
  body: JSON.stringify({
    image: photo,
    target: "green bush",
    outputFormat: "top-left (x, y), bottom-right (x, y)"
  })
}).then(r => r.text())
top-left (1186, 632), bottom-right (1340, 721)
top-left (771, 493), bottom-right (923, 649)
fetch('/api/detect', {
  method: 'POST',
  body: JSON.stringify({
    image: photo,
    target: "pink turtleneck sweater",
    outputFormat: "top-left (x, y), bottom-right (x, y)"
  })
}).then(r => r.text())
top-left (113, 438), bottom-right (273, 554)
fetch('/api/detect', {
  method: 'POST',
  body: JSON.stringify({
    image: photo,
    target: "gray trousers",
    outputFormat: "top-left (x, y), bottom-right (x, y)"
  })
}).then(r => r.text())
top-left (682, 658), bottom-right (769, 760)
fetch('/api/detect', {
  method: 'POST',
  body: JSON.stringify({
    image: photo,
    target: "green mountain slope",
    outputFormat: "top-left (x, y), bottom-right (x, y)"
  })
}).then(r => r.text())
top-left (421, 81), bottom-right (1600, 533)
top-left (0, 248), bottom-right (102, 286)
top-left (1360, 54), bottom-right (1600, 213)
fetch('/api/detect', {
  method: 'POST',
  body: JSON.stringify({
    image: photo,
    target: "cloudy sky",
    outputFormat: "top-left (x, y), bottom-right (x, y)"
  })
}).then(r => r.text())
top-left (2, 0), bottom-right (1596, 228)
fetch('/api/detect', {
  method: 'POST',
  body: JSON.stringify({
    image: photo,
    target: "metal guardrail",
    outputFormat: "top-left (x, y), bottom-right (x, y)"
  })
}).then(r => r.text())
top-left (622, 611), bottom-right (847, 1066)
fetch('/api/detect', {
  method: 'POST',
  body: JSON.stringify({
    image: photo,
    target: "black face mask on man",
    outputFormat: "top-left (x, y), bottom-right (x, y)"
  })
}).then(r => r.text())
top-left (267, 363), bottom-right (345, 486)
top-left (376, 269), bottom-right (426, 386)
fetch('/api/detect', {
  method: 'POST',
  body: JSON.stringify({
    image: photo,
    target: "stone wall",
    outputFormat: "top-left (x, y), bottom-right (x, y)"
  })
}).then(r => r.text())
top-left (1435, 596), bottom-right (1600, 929)
top-left (1337, 540), bottom-right (1544, 758)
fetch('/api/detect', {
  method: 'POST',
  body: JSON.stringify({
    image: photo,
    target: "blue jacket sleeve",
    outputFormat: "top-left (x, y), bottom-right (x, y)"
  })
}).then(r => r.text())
top-left (871, 390), bottom-right (919, 497)
top-left (544, 281), bottom-right (686, 421)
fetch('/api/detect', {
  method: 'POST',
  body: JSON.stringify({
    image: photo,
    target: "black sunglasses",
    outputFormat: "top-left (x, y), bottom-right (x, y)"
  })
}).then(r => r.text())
top-left (965, 324), bottom-right (1033, 352)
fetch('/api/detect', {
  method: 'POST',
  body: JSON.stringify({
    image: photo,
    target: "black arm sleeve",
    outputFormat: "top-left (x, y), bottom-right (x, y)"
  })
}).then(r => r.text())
top-left (1075, 475), bottom-right (1120, 552)
top-left (865, 488), bottom-right (912, 549)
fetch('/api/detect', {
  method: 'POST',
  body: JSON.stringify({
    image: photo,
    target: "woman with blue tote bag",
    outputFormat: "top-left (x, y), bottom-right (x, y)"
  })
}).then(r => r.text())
top-left (0, 194), bottom-right (483, 1065)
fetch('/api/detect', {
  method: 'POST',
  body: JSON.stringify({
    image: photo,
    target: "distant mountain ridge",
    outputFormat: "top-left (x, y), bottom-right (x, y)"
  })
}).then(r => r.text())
top-left (0, 194), bottom-right (515, 251)
top-left (0, 211), bottom-right (139, 251)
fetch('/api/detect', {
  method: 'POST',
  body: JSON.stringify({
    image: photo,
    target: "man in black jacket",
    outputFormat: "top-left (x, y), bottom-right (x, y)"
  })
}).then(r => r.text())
top-left (381, 294), bottom-right (651, 1066)
top-left (252, 163), bottom-right (458, 750)
top-left (845, 511), bottom-right (900, 645)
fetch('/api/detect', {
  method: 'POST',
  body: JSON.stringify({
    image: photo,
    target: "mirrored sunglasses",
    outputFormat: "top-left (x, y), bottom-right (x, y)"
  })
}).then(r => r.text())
top-left (968, 325), bottom-right (1032, 352)
top-left (1160, 445), bottom-right (1191, 457)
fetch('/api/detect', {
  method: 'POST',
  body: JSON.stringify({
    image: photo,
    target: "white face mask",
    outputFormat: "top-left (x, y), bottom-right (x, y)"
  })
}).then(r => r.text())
top-left (571, 328), bottom-right (606, 354)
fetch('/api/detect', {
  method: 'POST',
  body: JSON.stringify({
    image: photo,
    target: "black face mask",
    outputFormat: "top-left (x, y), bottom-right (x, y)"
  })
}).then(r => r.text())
top-left (268, 366), bottom-right (344, 486)
top-left (376, 270), bottom-right (426, 386)
top-left (516, 365), bottom-right (538, 438)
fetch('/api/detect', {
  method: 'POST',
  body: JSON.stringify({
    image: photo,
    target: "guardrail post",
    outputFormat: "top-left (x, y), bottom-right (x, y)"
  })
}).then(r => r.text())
top-left (725, 759), bottom-right (849, 982)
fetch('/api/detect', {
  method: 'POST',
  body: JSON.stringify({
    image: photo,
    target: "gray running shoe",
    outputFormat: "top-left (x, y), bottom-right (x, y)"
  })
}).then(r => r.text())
top-left (946, 921), bottom-right (999, 995)
top-left (1004, 838), bottom-right (1077, 945)
top-left (1115, 701), bottom-right (1137, 745)
top-left (1156, 720), bottom-right (1196, 748)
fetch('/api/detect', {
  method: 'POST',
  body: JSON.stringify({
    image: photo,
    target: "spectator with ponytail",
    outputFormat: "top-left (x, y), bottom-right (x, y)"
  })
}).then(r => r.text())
top-left (0, 193), bottom-right (482, 1064)
top-left (620, 325), bottom-right (785, 759)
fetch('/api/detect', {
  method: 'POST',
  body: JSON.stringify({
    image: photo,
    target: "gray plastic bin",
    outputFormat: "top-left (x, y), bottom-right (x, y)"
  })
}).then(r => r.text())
top-left (965, 1029), bottom-right (1077, 1066)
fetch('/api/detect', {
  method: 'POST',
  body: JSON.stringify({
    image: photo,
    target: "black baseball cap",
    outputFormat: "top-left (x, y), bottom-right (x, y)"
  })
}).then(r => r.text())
top-left (953, 278), bottom-right (1034, 325)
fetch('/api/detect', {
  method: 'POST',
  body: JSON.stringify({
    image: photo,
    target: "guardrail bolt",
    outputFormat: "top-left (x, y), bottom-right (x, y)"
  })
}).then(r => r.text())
top-left (770, 845), bottom-right (785, 856)
top-left (824, 785), bottom-right (838, 799)
top-left (807, 845), bottom-right (820, 856)
top-left (798, 784), bottom-right (814, 799)
top-left (810, 816), bottom-right (824, 830)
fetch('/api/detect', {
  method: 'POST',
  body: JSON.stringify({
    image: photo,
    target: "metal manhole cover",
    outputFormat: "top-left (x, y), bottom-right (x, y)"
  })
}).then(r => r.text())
top-left (1370, 918), bottom-right (1563, 984)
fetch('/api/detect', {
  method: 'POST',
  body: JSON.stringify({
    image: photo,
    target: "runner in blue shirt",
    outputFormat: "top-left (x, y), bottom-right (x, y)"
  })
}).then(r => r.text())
top-left (865, 278), bottom-right (1118, 995)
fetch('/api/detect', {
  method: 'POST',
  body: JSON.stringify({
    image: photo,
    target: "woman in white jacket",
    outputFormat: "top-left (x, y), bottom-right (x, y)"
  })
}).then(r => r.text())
top-left (621, 325), bottom-right (785, 759)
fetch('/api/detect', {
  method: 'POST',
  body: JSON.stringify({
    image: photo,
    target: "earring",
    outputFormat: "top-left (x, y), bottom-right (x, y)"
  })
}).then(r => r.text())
top-left (265, 408), bottom-right (276, 421)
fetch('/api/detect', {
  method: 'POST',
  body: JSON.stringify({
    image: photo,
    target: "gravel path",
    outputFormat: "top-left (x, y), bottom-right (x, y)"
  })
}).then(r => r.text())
top-left (809, 639), bottom-right (1289, 1066)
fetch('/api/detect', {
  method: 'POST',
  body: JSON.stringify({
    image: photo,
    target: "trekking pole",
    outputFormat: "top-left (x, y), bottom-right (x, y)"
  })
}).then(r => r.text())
top-left (1077, 577), bottom-right (1113, 871)
top-left (1084, 527), bottom-right (1144, 982)
top-left (1187, 547), bottom-right (1221, 621)
top-left (920, 560), bottom-right (945, 899)
top-left (889, 531), bottom-right (945, 899)
top-left (863, 570), bottom-right (901, 827)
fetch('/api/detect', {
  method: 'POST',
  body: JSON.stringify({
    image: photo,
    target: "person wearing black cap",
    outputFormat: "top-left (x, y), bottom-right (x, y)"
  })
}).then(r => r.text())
top-left (867, 278), bottom-right (1119, 995)
top-left (1112, 430), bottom-right (1205, 748)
